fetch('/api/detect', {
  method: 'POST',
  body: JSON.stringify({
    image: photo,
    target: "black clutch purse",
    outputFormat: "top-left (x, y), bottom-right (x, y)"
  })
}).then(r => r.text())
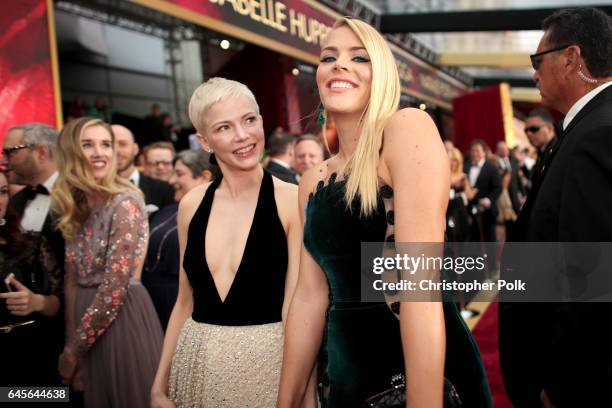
top-left (362, 374), bottom-right (462, 408)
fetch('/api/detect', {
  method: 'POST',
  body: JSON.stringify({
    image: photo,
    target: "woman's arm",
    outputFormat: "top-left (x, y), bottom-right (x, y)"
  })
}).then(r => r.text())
top-left (66, 195), bottom-right (148, 356)
top-left (382, 108), bottom-right (448, 408)
top-left (277, 182), bottom-right (319, 408)
top-left (278, 183), bottom-right (301, 323)
top-left (150, 186), bottom-right (202, 407)
top-left (277, 168), bottom-right (330, 408)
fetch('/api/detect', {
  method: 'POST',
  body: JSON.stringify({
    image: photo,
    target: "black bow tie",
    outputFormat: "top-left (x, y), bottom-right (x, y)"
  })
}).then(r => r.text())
top-left (23, 184), bottom-right (49, 201)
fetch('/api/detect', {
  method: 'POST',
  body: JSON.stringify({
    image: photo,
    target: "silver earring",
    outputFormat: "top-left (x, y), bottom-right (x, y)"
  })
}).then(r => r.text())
top-left (578, 64), bottom-right (598, 84)
top-left (0, 218), bottom-right (6, 227)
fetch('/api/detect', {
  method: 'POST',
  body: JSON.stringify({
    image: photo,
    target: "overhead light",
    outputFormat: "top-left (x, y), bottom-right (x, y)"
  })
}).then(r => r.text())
top-left (291, 68), bottom-right (300, 76)
top-left (296, 63), bottom-right (315, 74)
top-left (220, 39), bottom-right (230, 50)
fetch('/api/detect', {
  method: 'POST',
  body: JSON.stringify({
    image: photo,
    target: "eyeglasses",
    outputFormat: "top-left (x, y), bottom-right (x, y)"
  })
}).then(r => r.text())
top-left (146, 160), bottom-right (173, 167)
top-left (530, 44), bottom-right (573, 70)
top-left (524, 125), bottom-right (542, 133)
top-left (2, 143), bottom-right (36, 157)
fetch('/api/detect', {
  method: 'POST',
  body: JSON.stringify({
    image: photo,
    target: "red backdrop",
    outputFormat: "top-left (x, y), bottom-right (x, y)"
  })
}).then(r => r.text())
top-left (0, 0), bottom-right (58, 152)
top-left (452, 85), bottom-right (505, 153)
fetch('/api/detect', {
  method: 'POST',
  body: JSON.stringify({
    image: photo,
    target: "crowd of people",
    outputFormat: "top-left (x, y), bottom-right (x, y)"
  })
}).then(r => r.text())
top-left (1, 6), bottom-right (611, 408)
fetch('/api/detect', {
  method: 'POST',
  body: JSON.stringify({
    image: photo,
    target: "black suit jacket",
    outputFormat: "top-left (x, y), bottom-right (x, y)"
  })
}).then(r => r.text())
top-left (138, 174), bottom-right (175, 210)
top-left (500, 85), bottom-right (612, 407)
top-left (266, 160), bottom-right (299, 185)
top-left (507, 156), bottom-right (525, 215)
top-left (464, 160), bottom-right (503, 219)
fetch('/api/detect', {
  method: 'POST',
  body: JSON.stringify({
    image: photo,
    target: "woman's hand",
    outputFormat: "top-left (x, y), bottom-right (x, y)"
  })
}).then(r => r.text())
top-left (72, 366), bottom-right (84, 391)
top-left (0, 277), bottom-right (43, 316)
top-left (58, 347), bottom-right (78, 385)
top-left (151, 386), bottom-right (176, 408)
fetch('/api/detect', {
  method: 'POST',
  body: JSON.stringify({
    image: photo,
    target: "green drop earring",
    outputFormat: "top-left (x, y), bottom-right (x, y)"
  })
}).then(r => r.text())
top-left (317, 102), bottom-right (326, 125)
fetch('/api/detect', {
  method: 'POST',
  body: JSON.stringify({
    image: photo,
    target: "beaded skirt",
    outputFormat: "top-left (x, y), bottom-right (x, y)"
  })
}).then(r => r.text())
top-left (169, 318), bottom-right (284, 407)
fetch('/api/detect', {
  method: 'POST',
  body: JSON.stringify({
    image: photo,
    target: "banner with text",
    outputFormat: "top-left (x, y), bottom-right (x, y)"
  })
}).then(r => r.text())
top-left (138, 0), bottom-right (468, 106)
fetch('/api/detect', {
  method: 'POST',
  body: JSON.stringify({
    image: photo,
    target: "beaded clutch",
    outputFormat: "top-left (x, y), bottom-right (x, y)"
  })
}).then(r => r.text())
top-left (362, 374), bottom-right (462, 408)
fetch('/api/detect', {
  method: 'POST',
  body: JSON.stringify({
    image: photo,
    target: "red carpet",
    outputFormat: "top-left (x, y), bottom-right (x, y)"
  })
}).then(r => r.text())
top-left (471, 301), bottom-right (513, 408)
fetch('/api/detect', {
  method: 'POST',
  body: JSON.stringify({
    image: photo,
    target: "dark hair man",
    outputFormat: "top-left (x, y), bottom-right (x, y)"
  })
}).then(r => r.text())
top-left (500, 8), bottom-right (612, 408)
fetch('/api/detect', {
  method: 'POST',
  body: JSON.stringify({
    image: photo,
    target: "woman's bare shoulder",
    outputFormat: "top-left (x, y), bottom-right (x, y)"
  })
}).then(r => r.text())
top-left (381, 108), bottom-right (446, 182)
top-left (299, 159), bottom-right (333, 195)
top-left (177, 181), bottom-right (212, 222)
top-left (384, 108), bottom-right (438, 144)
top-left (272, 175), bottom-right (298, 197)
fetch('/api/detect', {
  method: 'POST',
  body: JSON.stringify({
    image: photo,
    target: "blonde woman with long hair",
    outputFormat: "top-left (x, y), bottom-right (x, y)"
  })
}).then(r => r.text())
top-left (277, 18), bottom-right (491, 407)
top-left (52, 117), bottom-right (162, 407)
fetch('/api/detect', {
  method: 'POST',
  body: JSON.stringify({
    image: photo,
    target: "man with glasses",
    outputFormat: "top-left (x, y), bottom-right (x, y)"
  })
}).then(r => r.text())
top-left (523, 109), bottom-right (557, 156)
top-left (1, 123), bottom-right (65, 387)
top-left (500, 8), bottom-right (612, 408)
top-left (4, 124), bottom-right (61, 242)
top-left (144, 141), bottom-right (175, 182)
top-left (522, 109), bottom-right (558, 192)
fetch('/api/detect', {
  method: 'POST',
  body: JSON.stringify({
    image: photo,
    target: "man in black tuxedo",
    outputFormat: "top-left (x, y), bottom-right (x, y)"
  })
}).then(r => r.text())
top-left (2, 123), bottom-right (65, 386)
top-left (464, 139), bottom-right (502, 244)
top-left (265, 132), bottom-right (299, 184)
top-left (112, 125), bottom-right (174, 214)
top-left (499, 8), bottom-right (612, 408)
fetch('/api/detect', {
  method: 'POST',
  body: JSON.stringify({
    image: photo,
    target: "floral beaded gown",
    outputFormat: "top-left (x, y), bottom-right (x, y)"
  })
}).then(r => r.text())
top-left (64, 191), bottom-right (163, 408)
top-left (304, 174), bottom-right (492, 407)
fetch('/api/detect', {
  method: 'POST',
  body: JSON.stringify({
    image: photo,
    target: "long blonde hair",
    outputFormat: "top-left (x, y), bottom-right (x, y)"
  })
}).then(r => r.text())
top-left (449, 147), bottom-right (464, 180)
top-left (323, 17), bottom-right (400, 216)
top-left (51, 117), bottom-right (138, 239)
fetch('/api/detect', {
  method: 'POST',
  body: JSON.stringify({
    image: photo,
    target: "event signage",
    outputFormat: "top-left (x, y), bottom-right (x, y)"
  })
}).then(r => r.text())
top-left (134, 0), bottom-right (469, 106)
top-left (163, 0), bottom-right (333, 56)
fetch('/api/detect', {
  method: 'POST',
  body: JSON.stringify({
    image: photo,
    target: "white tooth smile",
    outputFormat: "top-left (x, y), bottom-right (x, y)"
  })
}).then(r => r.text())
top-left (330, 81), bottom-right (355, 89)
top-left (235, 145), bottom-right (255, 154)
top-left (92, 162), bottom-right (106, 169)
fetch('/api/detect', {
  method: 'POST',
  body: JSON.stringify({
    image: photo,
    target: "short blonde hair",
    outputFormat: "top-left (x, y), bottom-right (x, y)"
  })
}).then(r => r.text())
top-left (188, 77), bottom-right (259, 134)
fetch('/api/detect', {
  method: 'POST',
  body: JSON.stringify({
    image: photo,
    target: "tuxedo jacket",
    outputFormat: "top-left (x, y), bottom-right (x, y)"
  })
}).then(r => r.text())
top-left (464, 160), bottom-right (502, 220)
top-left (138, 174), bottom-right (175, 210)
top-left (500, 85), bottom-right (612, 407)
top-left (266, 160), bottom-right (299, 185)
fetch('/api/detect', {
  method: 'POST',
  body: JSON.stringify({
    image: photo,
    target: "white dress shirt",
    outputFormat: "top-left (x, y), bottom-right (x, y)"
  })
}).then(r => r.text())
top-left (468, 158), bottom-right (486, 187)
top-left (270, 158), bottom-right (292, 169)
top-left (563, 81), bottom-right (612, 130)
top-left (127, 168), bottom-right (141, 186)
top-left (21, 171), bottom-right (58, 232)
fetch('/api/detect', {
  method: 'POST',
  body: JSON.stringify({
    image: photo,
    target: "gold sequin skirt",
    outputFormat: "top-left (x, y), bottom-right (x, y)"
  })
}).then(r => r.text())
top-left (169, 318), bottom-right (284, 407)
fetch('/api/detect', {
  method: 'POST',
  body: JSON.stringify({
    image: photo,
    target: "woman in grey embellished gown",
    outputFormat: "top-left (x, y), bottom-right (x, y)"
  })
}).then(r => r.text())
top-left (52, 117), bottom-right (163, 407)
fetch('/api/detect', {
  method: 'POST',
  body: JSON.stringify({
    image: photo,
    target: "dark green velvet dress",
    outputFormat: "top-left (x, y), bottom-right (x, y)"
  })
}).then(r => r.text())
top-left (304, 174), bottom-right (492, 407)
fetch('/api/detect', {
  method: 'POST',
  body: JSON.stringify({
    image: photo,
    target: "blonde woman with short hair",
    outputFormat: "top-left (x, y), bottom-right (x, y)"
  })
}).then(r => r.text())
top-left (277, 18), bottom-right (492, 407)
top-left (150, 78), bottom-right (301, 407)
top-left (52, 117), bottom-right (163, 407)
